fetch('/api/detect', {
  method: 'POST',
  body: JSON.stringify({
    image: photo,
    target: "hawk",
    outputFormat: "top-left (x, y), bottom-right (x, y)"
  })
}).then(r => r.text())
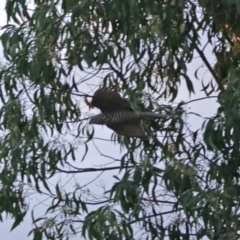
top-left (89, 87), bottom-right (175, 139)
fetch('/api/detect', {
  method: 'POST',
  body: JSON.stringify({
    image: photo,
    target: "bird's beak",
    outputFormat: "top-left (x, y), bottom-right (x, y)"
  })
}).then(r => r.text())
top-left (84, 96), bottom-right (94, 109)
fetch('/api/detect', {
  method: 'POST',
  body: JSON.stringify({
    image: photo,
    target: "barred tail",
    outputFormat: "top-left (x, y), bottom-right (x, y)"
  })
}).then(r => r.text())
top-left (137, 111), bottom-right (176, 119)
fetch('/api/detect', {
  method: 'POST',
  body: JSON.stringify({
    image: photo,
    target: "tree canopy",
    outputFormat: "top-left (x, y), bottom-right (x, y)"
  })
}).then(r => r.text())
top-left (1, 0), bottom-right (240, 239)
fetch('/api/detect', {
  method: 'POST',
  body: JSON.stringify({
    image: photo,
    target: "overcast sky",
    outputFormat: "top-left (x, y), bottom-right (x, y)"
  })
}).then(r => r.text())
top-left (0, 2), bottom-right (218, 239)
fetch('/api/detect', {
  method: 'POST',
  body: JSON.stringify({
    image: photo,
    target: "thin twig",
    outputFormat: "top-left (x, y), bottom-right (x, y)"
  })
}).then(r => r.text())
top-left (56, 165), bottom-right (134, 174)
top-left (182, 96), bottom-right (218, 105)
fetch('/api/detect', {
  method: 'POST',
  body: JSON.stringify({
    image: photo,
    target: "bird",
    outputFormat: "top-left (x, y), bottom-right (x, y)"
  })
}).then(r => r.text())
top-left (89, 86), bottom-right (175, 139)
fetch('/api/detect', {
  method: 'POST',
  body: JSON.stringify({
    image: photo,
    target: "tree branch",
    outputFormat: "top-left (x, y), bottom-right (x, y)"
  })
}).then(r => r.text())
top-left (192, 28), bottom-right (224, 91)
top-left (130, 208), bottom-right (184, 224)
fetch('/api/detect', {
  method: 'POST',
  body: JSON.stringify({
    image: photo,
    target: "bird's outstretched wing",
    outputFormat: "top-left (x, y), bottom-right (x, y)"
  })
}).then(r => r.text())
top-left (91, 86), bottom-right (134, 113)
top-left (107, 121), bottom-right (149, 140)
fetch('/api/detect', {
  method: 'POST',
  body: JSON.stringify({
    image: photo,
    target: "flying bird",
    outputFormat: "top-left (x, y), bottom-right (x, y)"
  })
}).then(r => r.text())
top-left (89, 86), bottom-right (175, 139)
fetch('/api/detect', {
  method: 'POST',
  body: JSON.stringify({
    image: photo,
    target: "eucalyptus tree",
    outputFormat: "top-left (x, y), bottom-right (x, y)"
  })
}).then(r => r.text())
top-left (1, 0), bottom-right (240, 239)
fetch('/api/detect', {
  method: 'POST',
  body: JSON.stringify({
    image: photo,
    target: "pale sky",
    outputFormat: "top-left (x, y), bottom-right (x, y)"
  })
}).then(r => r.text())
top-left (0, 1), bottom-right (218, 239)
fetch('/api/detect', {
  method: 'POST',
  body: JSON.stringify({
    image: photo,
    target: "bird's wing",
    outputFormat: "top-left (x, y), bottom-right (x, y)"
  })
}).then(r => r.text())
top-left (107, 121), bottom-right (148, 140)
top-left (91, 87), bottom-right (134, 113)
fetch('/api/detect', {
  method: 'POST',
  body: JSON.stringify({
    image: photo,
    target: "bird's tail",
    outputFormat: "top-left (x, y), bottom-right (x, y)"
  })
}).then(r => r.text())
top-left (137, 111), bottom-right (176, 119)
